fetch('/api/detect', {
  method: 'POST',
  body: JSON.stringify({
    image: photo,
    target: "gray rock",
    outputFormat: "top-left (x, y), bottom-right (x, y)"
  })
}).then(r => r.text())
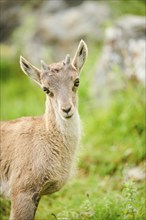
top-left (1, 0), bottom-right (111, 63)
top-left (13, 1), bottom-right (110, 63)
top-left (36, 1), bottom-right (110, 43)
top-left (124, 167), bottom-right (146, 181)
top-left (40, 0), bottom-right (67, 14)
top-left (116, 15), bottom-right (146, 39)
top-left (93, 15), bottom-right (145, 101)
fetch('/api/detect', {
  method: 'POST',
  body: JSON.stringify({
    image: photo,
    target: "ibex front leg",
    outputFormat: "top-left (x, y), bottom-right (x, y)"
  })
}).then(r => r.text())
top-left (10, 191), bottom-right (40, 220)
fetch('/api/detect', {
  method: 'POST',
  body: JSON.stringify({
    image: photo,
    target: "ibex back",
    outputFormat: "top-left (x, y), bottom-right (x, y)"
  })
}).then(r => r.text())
top-left (0, 40), bottom-right (88, 220)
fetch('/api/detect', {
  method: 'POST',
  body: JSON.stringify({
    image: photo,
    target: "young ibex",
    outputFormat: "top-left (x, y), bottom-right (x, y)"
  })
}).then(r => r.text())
top-left (0, 40), bottom-right (88, 220)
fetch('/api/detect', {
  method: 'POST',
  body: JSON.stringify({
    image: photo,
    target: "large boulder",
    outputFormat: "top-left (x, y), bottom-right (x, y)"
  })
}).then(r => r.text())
top-left (93, 15), bottom-right (145, 101)
top-left (11, 1), bottom-right (110, 63)
top-left (36, 1), bottom-right (110, 43)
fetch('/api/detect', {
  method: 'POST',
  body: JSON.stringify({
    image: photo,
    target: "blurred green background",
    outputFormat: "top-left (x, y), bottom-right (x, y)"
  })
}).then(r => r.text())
top-left (0, 0), bottom-right (145, 220)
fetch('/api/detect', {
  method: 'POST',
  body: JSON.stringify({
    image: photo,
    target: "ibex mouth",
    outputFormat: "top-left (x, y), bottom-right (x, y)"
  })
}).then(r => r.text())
top-left (64, 114), bottom-right (73, 119)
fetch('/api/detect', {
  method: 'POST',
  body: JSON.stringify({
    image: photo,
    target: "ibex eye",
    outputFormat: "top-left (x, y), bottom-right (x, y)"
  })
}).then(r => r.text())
top-left (43, 87), bottom-right (50, 94)
top-left (43, 87), bottom-right (54, 97)
top-left (74, 79), bottom-right (80, 87)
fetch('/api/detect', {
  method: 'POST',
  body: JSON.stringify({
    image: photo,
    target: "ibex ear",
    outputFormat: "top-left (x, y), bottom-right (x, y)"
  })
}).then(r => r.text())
top-left (20, 56), bottom-right (41, 85)
top-left (72, 40), bottom-right (88, 72)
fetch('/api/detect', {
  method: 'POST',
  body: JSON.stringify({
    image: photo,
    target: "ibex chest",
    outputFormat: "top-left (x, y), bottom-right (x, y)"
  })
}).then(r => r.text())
top-left (33, 114), bottom-right (80, 195)
top-left (37, 139), bottom-right (79, 195)
top-left (37, 155), bottom-right (71, 195)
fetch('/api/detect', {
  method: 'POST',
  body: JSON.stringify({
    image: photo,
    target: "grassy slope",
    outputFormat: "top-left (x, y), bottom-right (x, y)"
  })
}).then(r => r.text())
top-left (0, 0), bottom-right (145, 220)
top-left (0, 44), bottom-right (145, 220)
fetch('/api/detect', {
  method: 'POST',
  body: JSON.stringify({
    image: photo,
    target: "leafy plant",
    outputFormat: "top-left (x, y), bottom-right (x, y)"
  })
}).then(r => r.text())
top-left (122, 181), bottom-right (138, 220)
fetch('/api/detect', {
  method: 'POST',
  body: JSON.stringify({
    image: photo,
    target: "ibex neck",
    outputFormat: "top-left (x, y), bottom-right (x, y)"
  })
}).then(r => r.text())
top-left (44, 96), bottom-right (55, 128)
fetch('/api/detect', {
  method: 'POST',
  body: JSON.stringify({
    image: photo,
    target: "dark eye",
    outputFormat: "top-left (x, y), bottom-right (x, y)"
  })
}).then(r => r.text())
top-left (43, 87), bottom-right (50, 94)
top-left (74, 78), bottom-right (80, 87)
top-left (43, 87), bottom-right (54, 97)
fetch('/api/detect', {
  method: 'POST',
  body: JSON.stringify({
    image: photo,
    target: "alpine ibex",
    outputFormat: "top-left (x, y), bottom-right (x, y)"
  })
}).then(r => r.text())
top-left (0, 40), bottom-right (88, 220)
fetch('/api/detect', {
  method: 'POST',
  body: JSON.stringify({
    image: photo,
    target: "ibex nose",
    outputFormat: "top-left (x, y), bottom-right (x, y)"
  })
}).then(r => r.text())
top-left (62, 106), bottom-right (72, 114)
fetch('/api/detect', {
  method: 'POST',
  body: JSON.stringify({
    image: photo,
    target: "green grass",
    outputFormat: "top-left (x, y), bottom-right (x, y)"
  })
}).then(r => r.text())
top-left (0, 1), bottom-right (145, 219)
top-left (0, 43), bottom-right (145, 220)
top-left (109, 0), bottom-right (146, 17)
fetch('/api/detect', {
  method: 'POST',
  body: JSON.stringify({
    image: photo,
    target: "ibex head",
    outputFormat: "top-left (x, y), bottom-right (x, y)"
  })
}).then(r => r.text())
top-left (20, 40), bottom-right (88, 120)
